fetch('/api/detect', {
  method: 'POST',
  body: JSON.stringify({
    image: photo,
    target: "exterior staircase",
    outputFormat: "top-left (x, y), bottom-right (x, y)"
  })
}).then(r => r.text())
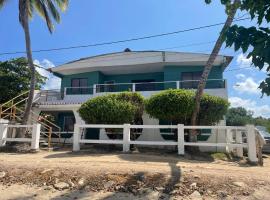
top-left (0, 91), bottom-right (61, 148)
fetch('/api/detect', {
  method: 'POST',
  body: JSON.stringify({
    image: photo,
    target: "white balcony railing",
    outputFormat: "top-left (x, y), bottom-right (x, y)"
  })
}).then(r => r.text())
top-left (64, 79), bottom-right (226, 95)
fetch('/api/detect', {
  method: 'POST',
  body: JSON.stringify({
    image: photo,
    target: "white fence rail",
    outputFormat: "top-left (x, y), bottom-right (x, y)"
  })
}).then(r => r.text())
top-left (0, 124), bottom-right (41, 150)
top-left (73, 124), bottom-right (258, 162)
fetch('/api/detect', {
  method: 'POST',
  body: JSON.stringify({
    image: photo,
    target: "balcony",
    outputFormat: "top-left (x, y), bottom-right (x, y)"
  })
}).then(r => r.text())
top-left (36, 79), bottom-right (227, 106)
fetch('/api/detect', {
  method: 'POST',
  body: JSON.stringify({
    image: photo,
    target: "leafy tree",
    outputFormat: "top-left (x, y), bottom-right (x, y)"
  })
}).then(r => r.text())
top-left (0, 57), bottom-right (46, 104)
top-left (190, 0), bottom-right (239, 142)
top-left (0, 0), bottom-right (68, 125)
top-left (226, 107), bottom-right (270, 132)
top-left (226, 107), bottom-right (253, 126)
top-left (254, 116), bottom-right (270, 133)
top-left (208, 0), bottom-right (270, 96)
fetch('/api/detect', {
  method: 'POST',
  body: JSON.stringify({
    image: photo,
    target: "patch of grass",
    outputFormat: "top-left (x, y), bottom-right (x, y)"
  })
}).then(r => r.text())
top-left (210, 152), bottom-right (230, 160)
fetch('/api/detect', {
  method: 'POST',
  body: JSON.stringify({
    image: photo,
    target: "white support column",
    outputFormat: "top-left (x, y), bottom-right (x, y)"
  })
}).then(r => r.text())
top-left (73, 124), bottom-right (80, 151)
top-left (0, 124), bottom-right (8, 147)
top-left (177, 124), bottom-right (185, 155)
top-left (176, 81), bottom-right (180, 89)
top-left (123, 124), bottom-right (130, 152)
top-left (246, 124), bottom-right (258, 163)
top-left (31, 124), bottom-right (41, 150)
top-left (132, 83), bottom-right (136, 92)
top-left (236, 130), bottom-right (243, 157)
top-left (64, 87), bottom-right (67, 96)
top-left (226, 128), bottom-right (233, 153)
top-left (93, 84), bottom-right (97, 95)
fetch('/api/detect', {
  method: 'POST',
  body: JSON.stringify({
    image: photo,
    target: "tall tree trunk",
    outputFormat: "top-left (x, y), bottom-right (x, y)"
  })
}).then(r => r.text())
top-left (189, 0), bottom-right (239, 142)
top-left (20, 0), bottom-right (36, 127)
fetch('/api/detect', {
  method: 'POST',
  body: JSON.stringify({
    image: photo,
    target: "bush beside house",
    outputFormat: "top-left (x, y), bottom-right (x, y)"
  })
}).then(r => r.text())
top-left (145, 89), bottom-right (229, 125)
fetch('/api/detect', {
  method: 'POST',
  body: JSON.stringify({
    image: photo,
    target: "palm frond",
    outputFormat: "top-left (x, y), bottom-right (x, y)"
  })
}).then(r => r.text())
top-left (46, 0), bottom-right (60, 23)
top-left (0, 0), bottom-right (8, 9)
top-left (54, 0), bottom-right (68, 11)
top-left (33, 0), bottom-right (54, 33)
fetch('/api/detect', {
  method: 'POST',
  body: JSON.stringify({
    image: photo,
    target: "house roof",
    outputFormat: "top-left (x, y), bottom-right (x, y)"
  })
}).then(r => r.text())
top-left (50, 50), bottom-right (233, 76)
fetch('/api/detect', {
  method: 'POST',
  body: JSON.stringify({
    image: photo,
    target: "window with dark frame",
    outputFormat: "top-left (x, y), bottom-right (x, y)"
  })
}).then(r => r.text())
top-left (71, 78), bottom-right (88, 94)
top-left (181, 72), bottom-right (202, 89)
top-left (132, 79), bottom-right (155, 91)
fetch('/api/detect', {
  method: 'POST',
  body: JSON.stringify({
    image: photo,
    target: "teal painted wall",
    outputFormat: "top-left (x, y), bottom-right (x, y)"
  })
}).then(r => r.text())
top-left (164, 65), bottom-right (223, 89)
top-left (61, 71), bottom-right (102, 94)
top-left (164, 65), bottom-right (223, 81)
top-left (60, 66), bottom-right (224, 92)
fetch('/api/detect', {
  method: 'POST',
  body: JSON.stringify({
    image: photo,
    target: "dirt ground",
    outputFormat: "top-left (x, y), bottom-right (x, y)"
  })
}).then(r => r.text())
top-left (0, 147), bottom-right (270, 200)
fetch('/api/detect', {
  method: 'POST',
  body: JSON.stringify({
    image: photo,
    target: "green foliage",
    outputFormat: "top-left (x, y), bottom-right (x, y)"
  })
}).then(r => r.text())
top-left (207, 0), bottom-right (270, 96)
top-left (0, 57), bottom-right (46, 103)
top-left (145, 89), bottom-right (229, 125)
top-left (226, 107), bottom-right (270, 132)
top-left (254, 117), bottom-right (270, 133)
top-left (226, 107), bottom-right (253, 126)
top-left (78, 93), bottom-right (144, 125)
top-left (115, 92), bottom-right (144, 119)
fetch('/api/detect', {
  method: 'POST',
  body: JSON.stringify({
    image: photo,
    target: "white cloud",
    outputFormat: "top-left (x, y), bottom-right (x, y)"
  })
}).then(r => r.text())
top-left (233, 77), bottom-right (260, 94)
top-left (235, 73), bottom-right (246, 80)
top-left (236, 53), bottom-right (252, 67)
top-left (34, 59), bottom-right (61, 90)
top-left (236, 53), bottom-right (268, 72)
top-left (229, 97), bottom-right (270, 118)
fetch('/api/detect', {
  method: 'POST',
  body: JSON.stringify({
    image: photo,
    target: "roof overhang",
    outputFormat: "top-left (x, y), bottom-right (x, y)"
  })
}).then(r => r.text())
top-left (50, 51), bottom-right (233, 76)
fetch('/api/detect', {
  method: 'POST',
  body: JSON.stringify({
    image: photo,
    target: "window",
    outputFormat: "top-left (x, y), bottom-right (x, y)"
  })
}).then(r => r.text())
top-left (132, 79), bottom-right (155, 91)
top-left (71, 78), bottom-right (88, 94)
top-left (104, 80), bottom-right (115, 92)
top-left (181, 72), bottom-right (202, 89)
top-left (63, 116), bottom-right (75, 132)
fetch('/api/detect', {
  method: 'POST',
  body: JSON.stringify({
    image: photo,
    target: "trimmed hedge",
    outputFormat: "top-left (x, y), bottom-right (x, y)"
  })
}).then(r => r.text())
top-left (78, 92), bottom-right (144, 125)
top-left (145, 89), bottom-right (229, 125)
top-left (78, 94), bottom-right (136, 124)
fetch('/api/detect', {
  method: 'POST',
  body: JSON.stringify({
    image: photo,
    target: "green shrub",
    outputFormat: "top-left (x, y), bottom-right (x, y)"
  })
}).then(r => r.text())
top-left (78, 94), bottom-right (136, 124)
top-left (145, 89), bottom-right (229, 125)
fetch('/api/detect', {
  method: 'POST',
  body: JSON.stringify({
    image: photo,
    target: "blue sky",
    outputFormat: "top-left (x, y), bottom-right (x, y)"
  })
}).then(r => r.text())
top-left (0, 0), bottom-right (269, 118)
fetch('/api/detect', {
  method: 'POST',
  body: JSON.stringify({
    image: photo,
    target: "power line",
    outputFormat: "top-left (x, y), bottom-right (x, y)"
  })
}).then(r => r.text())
top-left (0, 17), bottom-right (249, 56)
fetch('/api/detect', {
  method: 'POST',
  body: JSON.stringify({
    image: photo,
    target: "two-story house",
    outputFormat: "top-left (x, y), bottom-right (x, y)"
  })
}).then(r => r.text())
top-left (32, 49), bottom-right (232, 142)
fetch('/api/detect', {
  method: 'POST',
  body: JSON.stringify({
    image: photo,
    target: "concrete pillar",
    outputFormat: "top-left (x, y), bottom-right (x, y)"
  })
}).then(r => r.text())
top-left (246, 124), bottom-right (258, 163)
top-left (31, 124), bottom-right (41, 150)
top-left (177, 124), bottom-right (185, 155)
top-left (0, 124), bottom-right (8, 147)
top-left (236, 130), bottom-right (243, 157)
top-left (73, 124), bottom-right (80, 151)
top-left (123, 124), bottom-right (130, 152)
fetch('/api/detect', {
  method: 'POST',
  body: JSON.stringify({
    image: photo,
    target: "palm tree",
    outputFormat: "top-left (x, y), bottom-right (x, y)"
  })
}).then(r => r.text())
top-left (190, 0), bottom-right (240, 142)
top-left (0, 0), bottom-right (68, 126)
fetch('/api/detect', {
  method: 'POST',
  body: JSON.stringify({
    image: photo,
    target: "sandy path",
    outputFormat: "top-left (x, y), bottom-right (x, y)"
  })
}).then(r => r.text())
top-left (0, 151), bottom-right (270, 180)
top-left (0, 150), bottom-right (270, 200)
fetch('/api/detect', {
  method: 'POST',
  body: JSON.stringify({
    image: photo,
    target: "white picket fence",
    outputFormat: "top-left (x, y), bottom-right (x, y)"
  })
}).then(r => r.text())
top-left (0, 124), bottom-right (41, 150)
top-left (73, 124), bottom-right (258, 162)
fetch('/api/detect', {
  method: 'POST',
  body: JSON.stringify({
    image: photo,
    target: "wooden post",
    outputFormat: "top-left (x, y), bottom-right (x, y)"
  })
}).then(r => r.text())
top-left (177, 124), bottom-right (185, 155)
top-left (12, 106), bottom-right (16, 121)
top-left (48, 127), bottom-right (52, 149)
top-left (123, 124), bottom-right (130, 152)
top-left (0, 105), bottom-right (2, 119)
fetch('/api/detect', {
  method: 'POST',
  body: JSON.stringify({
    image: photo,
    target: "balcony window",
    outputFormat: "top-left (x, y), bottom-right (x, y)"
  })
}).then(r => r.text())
top-left (181, 72), bottom-right (202, 89)
top-left (132, 79), bottom-right (155, 91)
top-left (71, 78), bottom-right (88, 94)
